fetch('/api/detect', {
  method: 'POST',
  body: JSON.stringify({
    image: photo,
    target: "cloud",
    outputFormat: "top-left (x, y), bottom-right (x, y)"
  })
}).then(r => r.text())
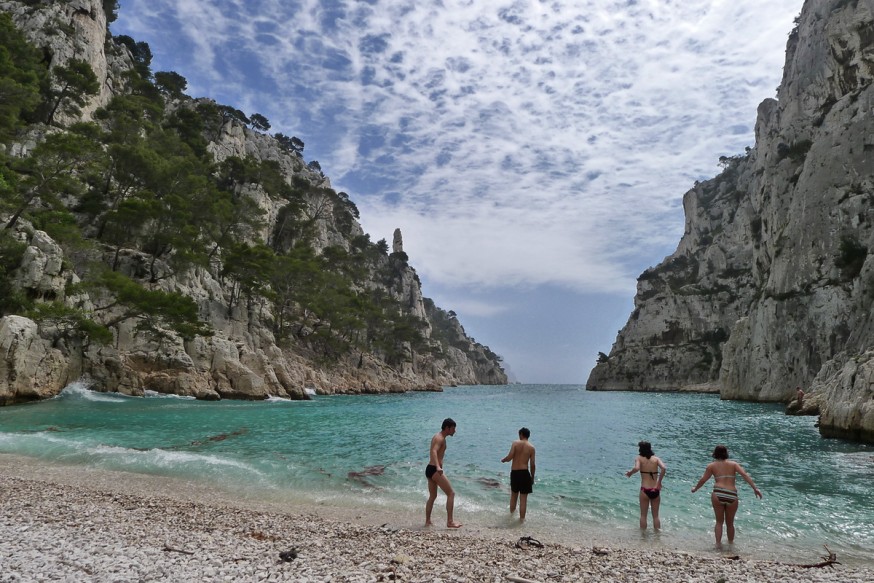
top-left (117, 1), bottom-right (799, 293)
top-left (437, 296), bottom-right (511, 318)
top-left (114, 0), bottom-right (801, 380)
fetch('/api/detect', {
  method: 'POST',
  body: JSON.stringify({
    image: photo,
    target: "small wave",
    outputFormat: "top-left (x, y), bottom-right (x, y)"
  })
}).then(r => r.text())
top-left (304, 387), bottom-right (317, 396)
top-left (266, 394), bottom-right (313, 403)
top-left (0, 432), bottom-right (268, 484)
top-left (265, 395), bottom-right (293, 403)
top-left (144, 390), bottom-right (196, 400)
top-left (53, 380), bottom-right (132, 402)
top-left (0, 430), bottom-right (98, 457)
top-left (90, 444), bottom-right (260, 472)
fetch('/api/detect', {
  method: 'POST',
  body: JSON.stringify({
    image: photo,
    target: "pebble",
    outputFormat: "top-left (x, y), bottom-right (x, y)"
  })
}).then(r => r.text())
top-left (0, 463), bottom-right (871, 582)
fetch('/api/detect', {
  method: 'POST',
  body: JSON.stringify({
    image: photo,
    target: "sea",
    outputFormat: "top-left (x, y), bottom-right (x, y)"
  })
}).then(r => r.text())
top-left (0, 382), bottom-right (872, 565)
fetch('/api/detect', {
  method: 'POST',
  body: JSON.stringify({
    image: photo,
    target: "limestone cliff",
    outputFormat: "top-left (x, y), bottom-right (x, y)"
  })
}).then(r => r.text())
top-left (0, 0), bottom-right (506, 404)
top-left (587, 0), bottom-right (874, 442)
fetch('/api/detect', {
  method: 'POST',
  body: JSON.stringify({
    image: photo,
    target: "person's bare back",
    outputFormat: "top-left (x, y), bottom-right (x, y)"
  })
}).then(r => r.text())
top-left (505, 439), bottom-right (535, 470)
top-left (501, 427), bottom-right (536, 521)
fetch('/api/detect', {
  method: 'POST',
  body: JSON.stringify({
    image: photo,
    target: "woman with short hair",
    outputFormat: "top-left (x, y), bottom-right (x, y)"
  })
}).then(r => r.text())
top-left (691, 444), bottom-right (762, 545)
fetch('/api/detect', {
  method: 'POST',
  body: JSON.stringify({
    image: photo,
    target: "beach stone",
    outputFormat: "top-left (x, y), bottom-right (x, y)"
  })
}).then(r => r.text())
top-left (0, 460), bottom-right (872, 583)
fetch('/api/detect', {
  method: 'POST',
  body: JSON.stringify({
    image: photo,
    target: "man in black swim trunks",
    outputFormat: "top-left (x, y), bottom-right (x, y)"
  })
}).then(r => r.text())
top-left (425, 418), bottom-right (462, 528)
top-left (501, 427), bottom-right (536, 521)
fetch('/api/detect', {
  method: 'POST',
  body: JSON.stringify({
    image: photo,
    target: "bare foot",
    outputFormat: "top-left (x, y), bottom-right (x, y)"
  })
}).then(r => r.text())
top-left (447, 522), bottom-right (463, 528)
top-left (424, 521), bottom-right (433, 527)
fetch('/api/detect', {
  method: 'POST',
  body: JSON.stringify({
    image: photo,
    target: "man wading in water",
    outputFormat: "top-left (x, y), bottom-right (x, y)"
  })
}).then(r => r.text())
top-left (425, 418), bottom-right (462, 528)
top-left (501, 427), bottom-right (536, 521)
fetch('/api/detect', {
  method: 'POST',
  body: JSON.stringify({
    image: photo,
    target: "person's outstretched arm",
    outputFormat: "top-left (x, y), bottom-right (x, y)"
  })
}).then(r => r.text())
top-left (501, 442), bottom-right (516, 463)
top-left (625, 457), bottom-right (640, 478)
top-left (736, 463), bottom-right (762, 498)
top-left (691, 465), bottom-right (713, 492)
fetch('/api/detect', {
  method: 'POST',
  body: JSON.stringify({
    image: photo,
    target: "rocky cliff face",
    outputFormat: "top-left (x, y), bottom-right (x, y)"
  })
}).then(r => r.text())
top-left (0, 0), bottom-right (127, 120)
top-left (587, 0), bottom-right (874, 442)
top-left (0, 0), bottom-right (506, 405)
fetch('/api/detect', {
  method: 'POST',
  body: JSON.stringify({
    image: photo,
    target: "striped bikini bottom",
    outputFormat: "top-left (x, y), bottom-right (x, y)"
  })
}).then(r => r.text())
top-left (713, 487), bottom-right (739, 505)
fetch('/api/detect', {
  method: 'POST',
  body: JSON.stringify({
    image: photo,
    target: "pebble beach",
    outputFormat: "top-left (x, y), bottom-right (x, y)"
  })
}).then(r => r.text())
top-left (0, 455), bottom-right (871, 582)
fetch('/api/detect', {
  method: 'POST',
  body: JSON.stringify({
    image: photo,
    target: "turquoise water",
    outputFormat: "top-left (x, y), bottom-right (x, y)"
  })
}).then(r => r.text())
top-left (0, 382), bottom-right (872, 564)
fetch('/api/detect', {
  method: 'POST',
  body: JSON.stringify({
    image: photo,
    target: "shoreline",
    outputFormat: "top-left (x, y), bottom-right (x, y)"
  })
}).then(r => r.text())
top-left (1, 455), bottom-right (872, 581)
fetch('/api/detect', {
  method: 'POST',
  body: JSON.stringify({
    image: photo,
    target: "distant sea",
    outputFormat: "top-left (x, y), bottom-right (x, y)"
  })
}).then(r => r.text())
top-left (0, 383), bottom-right (872, 564)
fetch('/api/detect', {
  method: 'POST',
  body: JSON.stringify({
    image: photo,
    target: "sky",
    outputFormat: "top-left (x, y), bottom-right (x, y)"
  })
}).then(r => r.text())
top-left (114, 0), bottom-right (802, 384)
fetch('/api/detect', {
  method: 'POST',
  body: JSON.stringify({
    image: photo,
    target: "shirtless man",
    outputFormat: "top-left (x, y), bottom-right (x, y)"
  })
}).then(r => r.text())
top-left (425, 418), bottom-right (462, 528)
top-left (501, 427), bottom-right (536, 521)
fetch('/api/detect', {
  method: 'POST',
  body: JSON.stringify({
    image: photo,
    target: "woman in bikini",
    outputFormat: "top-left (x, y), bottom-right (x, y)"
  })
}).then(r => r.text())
top-left (691, 444), bottom-right (762, 545)
top-left (625, 441), bottom-right (667, 529)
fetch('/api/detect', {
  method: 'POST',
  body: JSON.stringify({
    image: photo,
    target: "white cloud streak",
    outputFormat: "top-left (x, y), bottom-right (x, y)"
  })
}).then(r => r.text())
top-left (117, 0), bottom-right (801, 295)
top-left (114, 0), bottom-right (802, 382)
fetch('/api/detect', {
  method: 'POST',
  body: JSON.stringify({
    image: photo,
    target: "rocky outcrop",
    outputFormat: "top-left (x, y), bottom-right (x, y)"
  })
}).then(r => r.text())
top-left (816, 350), bottom-right (874, 442)
top-left (0, 0), bottom-right (506, 404)
top-left (0, 316), bottom-right (68, 404)
top-left (588, 0), bottom-right (874, 441)
top-left (0, 0), bottom-right (130, 120)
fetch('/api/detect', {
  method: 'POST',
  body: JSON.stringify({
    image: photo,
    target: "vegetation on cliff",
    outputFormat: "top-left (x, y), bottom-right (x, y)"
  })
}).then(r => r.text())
top-left (0, 6), bottom-right (505, 390)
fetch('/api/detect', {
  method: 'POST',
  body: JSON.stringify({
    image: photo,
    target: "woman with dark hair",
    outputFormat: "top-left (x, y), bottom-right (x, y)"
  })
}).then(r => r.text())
top-left (691, 445), bottom-right (762, 545)
top-left (625, 441), bottom-right (667, 529)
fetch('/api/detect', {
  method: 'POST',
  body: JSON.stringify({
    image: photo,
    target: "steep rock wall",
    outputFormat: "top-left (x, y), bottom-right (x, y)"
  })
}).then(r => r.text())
top-left (587, 0), bottom-right (874, 441)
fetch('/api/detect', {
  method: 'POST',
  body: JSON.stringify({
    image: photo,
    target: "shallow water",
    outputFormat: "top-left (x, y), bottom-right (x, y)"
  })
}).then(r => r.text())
top-left (0, 382), bottom-right (871, 564)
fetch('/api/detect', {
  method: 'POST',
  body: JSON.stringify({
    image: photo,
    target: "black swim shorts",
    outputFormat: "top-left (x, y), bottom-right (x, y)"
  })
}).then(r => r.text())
top-left (510, 469), bottom-right (533, 494)
top-left (425, 464), bottom-right (438, 480)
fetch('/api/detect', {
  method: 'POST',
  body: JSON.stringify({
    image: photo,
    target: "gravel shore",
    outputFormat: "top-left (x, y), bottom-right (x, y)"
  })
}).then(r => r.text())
top-left (0, 455), bottom-right (871, 582)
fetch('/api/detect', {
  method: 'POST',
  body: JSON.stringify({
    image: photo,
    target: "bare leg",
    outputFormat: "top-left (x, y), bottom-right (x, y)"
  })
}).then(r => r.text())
top-left (710, 493), bottom-right (725, 545)
top-left (724, 501), bottom-right (739, 543)
top-left (509, 490), bottom-right (518, 514)
top-left (425, 477), bottom-right (438, 526)
top-left (651, 494), bottom-right (661, 530)
top-left (432, 473), bottom-right (462, 528)
top-left (638, 490), bottom-right (649, 529)
top-left (519, 493), bottom-right (528, 521)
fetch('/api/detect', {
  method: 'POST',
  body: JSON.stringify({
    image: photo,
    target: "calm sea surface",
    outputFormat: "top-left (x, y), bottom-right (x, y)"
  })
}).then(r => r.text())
top-left (0, 383), bottom-right (871, 564)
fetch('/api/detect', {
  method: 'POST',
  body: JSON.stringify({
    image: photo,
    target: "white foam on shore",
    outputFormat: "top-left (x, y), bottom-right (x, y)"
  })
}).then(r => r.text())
top-left (144, 390), bottom-right (196, 400)
top-left (0, 432), bottom-right (273, 488)
top-left (54, 380), bottom-right (132, 402)
top-left (90, 443), bottom-right (265, 473)
top-left (0, 431), bottom-right (100, 457)
top-left (265, 395), bottom-right (291, 402)
top-left (265, 394), bottom-right (316, 403)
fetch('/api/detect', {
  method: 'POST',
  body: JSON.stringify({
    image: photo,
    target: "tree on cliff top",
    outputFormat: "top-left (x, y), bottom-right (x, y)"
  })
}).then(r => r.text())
top-left (154, 71), bottom-right (188, 99)
top-left (103, 0), bottom-right (119, 24)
